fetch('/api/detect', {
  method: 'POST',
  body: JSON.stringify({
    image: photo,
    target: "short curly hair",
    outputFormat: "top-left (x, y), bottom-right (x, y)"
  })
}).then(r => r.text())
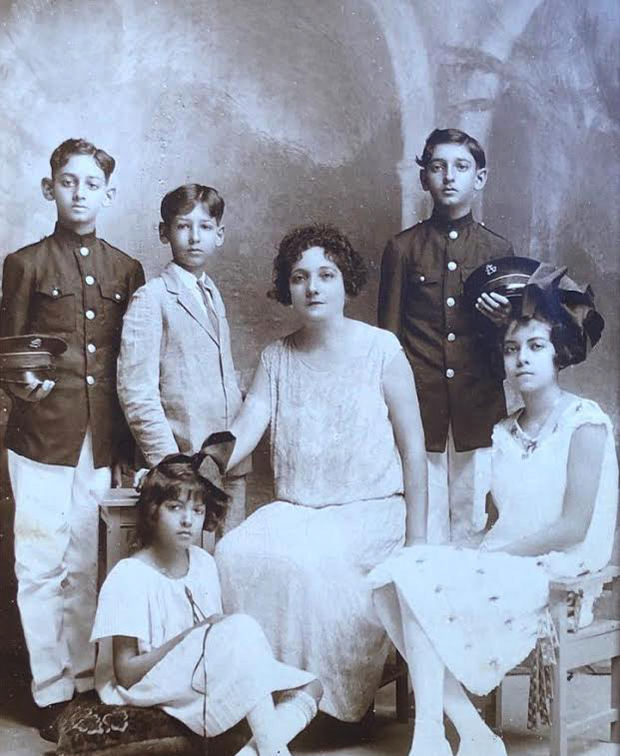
top-left (269, 224), bottom-right (368, 305)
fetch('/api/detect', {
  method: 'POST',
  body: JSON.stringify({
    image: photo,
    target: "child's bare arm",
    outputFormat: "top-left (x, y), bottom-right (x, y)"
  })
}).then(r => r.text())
top-left (113, 625), bottom-right (206, 689)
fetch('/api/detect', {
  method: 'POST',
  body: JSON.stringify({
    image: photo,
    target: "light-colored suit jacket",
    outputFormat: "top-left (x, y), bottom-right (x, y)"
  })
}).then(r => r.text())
top-left (117, 262), bottom-right (251, 474)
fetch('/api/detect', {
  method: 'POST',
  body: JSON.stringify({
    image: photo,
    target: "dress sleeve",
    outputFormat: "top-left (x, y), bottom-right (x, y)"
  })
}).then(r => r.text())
top-left (90, 561), bottom-right (151, 644)
top-left (377, 328), bottom-right (405, 379)
top-left (259, 340), bottom-right (281, 380)
top-left (562, 398), bottom-right (612, 434)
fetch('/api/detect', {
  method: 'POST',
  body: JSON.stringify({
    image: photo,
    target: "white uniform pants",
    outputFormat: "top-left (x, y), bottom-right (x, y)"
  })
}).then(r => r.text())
top-left (8, 430), bottom-right (111, 706)
top-left (426, 427), bottom-right (491, 544)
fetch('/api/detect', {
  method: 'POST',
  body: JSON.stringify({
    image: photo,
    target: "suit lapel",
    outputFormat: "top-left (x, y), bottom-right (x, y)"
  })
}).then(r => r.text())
top-left (162, 265), bottom-right (219, 346)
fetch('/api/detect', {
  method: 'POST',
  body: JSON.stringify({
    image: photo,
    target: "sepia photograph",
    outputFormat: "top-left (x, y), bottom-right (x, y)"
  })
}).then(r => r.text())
top-left (0, 1), bottom-right (618, 755)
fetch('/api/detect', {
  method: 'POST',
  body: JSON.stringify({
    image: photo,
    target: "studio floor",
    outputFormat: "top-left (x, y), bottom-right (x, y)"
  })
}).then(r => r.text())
top-left (1, 672), bottom-right (617, 755)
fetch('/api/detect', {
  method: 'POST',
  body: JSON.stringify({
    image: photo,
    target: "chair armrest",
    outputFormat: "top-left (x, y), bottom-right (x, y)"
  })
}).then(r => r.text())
top-left (549, 565), bottom-right (620, 596)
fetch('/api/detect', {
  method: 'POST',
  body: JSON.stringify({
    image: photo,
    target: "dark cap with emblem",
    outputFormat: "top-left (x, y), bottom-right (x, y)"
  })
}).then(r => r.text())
top-left (464, 256), bottom-right (604, 367)
top-left (0, 334), bottom-right (67, 384)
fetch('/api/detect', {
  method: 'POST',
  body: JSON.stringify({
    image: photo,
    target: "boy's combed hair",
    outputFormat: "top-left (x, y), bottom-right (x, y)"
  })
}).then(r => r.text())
top-left (416, 128), bottom-right (486, 170)
top-left (269, 224), bottom-right (368, 305)
top-left (136, 456), bottom-right (228, 547)
top-left (50, 138), bottom-right (116, 181)
top-left (160, 184), bottom-right (225, 226)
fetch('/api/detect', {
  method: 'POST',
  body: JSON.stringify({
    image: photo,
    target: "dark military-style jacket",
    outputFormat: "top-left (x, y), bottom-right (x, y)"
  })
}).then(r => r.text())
top-left (0, 223), bottom-right (145, 467)
top-left (378, 211), bottom-right (514, 453)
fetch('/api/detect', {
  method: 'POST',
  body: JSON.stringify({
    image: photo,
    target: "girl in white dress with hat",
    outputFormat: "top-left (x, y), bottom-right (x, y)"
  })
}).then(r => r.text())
top-left (369, 259), bottom-right (618, 756)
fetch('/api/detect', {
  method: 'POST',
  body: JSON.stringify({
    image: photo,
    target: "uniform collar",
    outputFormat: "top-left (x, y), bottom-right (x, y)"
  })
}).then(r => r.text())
top-left (429, 210), bottom-right (474, 233)
top-left (53, 222), bottom-right (97, 248)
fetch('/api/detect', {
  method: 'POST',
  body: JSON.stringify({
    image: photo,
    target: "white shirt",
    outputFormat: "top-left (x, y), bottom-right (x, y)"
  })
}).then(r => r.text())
top-left (171, 262), bottom-right (217, 315)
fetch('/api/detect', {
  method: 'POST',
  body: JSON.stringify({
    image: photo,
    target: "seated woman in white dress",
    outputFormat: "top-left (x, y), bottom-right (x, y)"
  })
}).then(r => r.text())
top-left (369, 259), bottom-right (618, 756)
top-left (215, 225), bottom-right (428, 722)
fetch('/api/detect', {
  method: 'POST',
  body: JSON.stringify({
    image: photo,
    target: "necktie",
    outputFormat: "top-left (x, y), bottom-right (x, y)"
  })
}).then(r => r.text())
top-left (197, 279), bottom-right (220, 341)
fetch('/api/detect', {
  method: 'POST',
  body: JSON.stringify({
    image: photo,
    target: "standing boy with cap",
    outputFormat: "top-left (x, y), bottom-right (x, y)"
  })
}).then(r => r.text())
top-left (378, 128), bottom-right (513, 544)
top-left (0, 138), bottom-right (144, 738)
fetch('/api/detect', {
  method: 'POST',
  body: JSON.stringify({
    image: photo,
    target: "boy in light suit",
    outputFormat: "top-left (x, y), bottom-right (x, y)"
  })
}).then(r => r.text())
top-left (117, 184), bottom-right (250, 534)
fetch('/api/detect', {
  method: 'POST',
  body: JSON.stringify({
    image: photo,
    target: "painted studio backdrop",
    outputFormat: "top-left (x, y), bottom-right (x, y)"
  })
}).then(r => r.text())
top-left (0, 0), bottom-right (618, 649)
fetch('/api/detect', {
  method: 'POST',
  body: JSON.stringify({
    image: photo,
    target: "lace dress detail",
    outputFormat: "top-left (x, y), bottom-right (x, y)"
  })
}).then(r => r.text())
top-left (216, 324), bottom-right (408, 720)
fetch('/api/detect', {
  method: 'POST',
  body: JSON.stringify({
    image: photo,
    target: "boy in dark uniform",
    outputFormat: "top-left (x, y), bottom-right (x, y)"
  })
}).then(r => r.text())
top-left (0, 138), bottom-right (144, 736)
top-left (378, 128), bottom-right (513, 544)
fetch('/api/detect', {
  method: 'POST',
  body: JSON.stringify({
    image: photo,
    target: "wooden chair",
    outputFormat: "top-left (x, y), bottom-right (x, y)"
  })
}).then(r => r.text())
top-left (379, 648), bottom-right (410, 723)
top-left (492, 565), bottom-right (620, 756)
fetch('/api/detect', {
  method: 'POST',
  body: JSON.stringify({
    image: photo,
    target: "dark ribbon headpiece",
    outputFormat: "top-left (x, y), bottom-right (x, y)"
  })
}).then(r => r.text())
top-left (519, 263), bottom-right (604, 365)
top-left (140, 431), bottom-right (237, 504)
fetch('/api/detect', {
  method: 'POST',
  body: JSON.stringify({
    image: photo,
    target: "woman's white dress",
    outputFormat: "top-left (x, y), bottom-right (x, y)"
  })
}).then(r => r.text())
top-left (91, 545), bottom-right (315, 735)
top-left (215, 324), bottom-right (407, 721)
top-left (369, 396), bottom-right (618, 695)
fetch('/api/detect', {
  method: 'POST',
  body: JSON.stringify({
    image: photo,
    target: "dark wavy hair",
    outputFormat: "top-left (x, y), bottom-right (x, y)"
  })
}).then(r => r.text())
top-left (416, 128), bottom-right (486, 170)
top-left (492, 301), bottom-right (584, 379)
top-left (269, 224), bottom-right (368, 305)
top-left (160, 184), bottom-right (224, 225)
top-left (50, 138), bottom-right (116, 181)
top-left (136, 456), bottom-right (228, 547)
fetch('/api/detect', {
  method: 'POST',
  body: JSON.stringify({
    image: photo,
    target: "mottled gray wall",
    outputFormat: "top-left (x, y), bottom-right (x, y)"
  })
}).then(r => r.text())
top-left (1, 0), bottom-right (616, 414)
top-left (0, 0), bottom-right (403, 382)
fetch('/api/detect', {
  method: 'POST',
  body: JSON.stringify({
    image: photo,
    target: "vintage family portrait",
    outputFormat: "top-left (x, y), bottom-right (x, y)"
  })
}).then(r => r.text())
top-left (0, 1), bottom-right (618, 755)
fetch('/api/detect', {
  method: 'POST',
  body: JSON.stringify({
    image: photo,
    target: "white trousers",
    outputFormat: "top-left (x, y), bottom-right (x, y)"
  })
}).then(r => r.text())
top-left (8, 431), bottom-right (111, 706)
top-left (426, 427), bottom-right (491, 544)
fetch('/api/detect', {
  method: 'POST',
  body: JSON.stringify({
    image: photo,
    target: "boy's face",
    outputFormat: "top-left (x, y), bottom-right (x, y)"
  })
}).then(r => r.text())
top-left (41, 153), bottom-right (114, 233)
top-left (160, 203), bottom-right (224, 277)
top-left (420, 143), bottom-right (487, 217)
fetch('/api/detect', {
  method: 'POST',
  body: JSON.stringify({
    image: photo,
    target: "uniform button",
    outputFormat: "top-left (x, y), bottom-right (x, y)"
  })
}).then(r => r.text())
top-left (79, 246), bottom-right (90, 257)
top-left (446, 297), bottom-right (456, 307)
top-left (52, 287), bottom-right (60, 297)
top-left (87, 343), bottom-right (96, 354)
top-left (114, 292), bottom-right (122, 301)
top-left (447, 261), bottom-right (457, 271)
top-left (447, 332), bottom-right (456, 342)
top-left (85, 275), bottom-right (95, 285)
top-left (448, 230), bottom-right (458, 240)
top-left (446, 368), bottom-right (455, 379)
top-left (86, 375), bottom-right (95, 385)
top-left (85, 309), bottom-right (96, 320)
top-left (419, 275), bottom-right (426, 283)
